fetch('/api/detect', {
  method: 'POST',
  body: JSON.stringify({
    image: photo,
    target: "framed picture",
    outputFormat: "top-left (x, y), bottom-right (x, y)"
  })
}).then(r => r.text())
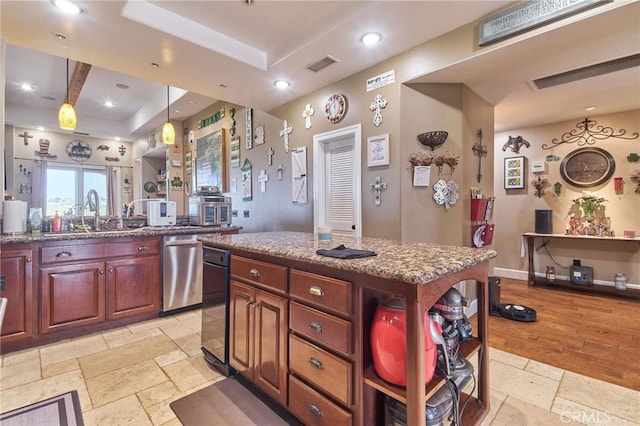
top-left (367, 133), bottom-right (390, 167)
top-left (230, 136), bottom-right (241, 168)
top-left (196, 129), bottom-right (226, 191)
top-left (504, 156), bottom-right (525, 189)
top-left (185, 152), bottom-right (192, 175)
top-left (245, 107), bottom-right (253, 150)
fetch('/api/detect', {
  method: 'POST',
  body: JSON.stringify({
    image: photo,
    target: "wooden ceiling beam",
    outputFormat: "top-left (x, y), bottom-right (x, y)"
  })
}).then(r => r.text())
top-left (68, 62), bottom-right (92, 106)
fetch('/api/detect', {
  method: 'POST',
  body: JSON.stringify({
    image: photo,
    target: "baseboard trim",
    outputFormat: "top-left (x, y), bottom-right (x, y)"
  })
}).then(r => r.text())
top-left (493, 267), bottom-right (639, 290)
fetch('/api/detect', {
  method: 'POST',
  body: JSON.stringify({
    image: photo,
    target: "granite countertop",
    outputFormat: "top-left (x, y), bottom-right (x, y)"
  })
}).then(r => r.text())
top-left (1, 225), bottom-right (242, 244)
top-left (198, 231), bottom-right (497, 285)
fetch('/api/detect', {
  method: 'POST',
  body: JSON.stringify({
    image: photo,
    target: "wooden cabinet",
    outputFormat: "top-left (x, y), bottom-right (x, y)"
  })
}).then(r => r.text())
top-left (39, 261), bottom-right (106, 334)
top-left (106, 256), bottom-right (160, 320)
top-left (229, 257), bottom-right (288, 406)
top-left (0, 247), bottom-right (35, 345)
top-left (38, 237), bottom-right (161, 335)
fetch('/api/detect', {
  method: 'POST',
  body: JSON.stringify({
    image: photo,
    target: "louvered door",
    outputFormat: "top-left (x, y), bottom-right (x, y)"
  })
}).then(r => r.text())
top-left (325, 137), bottom-right (355, 236)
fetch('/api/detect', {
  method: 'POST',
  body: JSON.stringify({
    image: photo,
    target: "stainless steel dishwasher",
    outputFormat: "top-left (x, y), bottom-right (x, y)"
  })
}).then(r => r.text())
top-left (162, 235), bottom-right (202, 314)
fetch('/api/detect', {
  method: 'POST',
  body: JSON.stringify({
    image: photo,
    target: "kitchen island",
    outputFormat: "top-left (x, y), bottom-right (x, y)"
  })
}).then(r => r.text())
top-left (198, 231), bottom-right (496, 426)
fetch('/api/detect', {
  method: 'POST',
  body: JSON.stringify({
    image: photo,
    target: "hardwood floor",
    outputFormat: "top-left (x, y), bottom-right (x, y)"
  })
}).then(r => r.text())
top-left (474, 277), bottom-right (640, 391)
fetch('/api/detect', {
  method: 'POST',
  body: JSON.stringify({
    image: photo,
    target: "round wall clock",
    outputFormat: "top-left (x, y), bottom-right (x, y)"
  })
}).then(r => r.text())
top-left (560, 147), bottom-right (615, 188)
top-left (325, 93), bottom-right (347, 123)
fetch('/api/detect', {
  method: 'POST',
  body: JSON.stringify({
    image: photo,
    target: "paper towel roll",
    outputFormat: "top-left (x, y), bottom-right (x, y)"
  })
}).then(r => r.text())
top-left (3, 200), bottom-right (27, 234)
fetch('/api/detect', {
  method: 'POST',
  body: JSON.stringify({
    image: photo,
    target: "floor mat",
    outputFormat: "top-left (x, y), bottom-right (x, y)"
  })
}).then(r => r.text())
top-left (170, 376), bottom-right (300, 426)
top-left (0, 390), bottom-right (84, 426)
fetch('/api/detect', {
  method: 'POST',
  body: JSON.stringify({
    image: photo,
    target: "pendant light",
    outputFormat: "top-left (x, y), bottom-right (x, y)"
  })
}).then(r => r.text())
top-left (162, 85), bottom-right (175, 145)
top-left (58, 58), bottom-right (77, 131)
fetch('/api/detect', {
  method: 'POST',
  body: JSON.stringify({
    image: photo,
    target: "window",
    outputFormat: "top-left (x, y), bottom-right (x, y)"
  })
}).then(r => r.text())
top-left (45, 165), bottom-right (107, 217)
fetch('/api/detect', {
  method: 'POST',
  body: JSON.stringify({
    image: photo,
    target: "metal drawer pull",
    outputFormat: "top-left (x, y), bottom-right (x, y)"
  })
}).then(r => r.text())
top-left (309, 286), bottom-right (324, 296)
top-left (309, 322), bottom-right (324, 333)
top-left (308, 357), bottom-right (324, 370)
top-left (137, 245), bottom-right (148, 251)
top-left (308, 404), bottom-right (324, 417)
top-left (56, 251), bottom-right (72, 258)
top-left (249, 268), bottom-right (260, 277)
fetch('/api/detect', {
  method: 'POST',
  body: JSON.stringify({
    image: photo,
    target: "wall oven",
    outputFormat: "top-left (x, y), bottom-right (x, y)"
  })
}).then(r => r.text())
top-left (201, 246), bottom-right (234, 376)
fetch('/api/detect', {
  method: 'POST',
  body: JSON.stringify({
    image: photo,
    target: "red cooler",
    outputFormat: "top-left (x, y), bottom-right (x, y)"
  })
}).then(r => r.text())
top-left (371, 296), bottom-right (437, 387)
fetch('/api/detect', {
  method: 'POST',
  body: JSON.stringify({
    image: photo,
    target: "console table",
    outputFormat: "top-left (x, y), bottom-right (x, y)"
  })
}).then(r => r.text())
top-left (522, 233), bottom-right (640, 300)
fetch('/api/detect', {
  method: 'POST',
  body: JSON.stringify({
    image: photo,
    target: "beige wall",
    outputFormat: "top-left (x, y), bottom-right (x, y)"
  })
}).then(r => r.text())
top-left (493, 110), bottom-right (640, 284)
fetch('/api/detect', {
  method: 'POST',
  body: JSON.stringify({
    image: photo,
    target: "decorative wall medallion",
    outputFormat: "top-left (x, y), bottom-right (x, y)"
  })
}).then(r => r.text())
top-left (279, 119), bottom-right (292, 153)
top-left (324, 93), bottom-right (347, 123)
top-left (433, 179), bottom-right (459, 210)
top-left (369, 94), bottom-right (387, 127)
top-left (302, 104), bottom-right (315, 129)
top-left (66, 140), bottom-right (91, 162)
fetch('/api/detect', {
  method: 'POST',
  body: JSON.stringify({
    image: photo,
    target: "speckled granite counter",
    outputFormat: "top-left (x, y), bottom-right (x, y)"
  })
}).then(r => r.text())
top-left (1, 225), bottom-right (242, 244)
top-left (198, 231), bottom-right (496, 285)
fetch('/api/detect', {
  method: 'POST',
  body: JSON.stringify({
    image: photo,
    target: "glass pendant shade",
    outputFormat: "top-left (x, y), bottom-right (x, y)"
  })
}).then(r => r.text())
top-left (162, 85), bottom-right (175, 145)
top-left (162, 121), bottom-right (175, 145)
top-left (58, 102), bottom-right (77, 130)
top-left (58, 58), bottom-right (77, 131)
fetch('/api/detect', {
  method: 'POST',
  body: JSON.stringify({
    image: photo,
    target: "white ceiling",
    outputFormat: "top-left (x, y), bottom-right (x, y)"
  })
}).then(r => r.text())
top-left (2, 0), bottom-right (639, 141)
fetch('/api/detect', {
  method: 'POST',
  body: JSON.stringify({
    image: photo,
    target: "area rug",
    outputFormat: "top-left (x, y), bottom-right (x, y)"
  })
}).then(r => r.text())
top-left (0, 390), bottom-right (84, 426)
top-left (170, 376), bottom-right (301, 425)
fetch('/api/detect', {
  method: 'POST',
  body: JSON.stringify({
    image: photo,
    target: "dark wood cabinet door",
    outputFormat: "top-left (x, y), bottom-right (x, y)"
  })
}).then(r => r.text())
top-left (0, 248), bottom-right (35, 344)
top-left (39, 262), bottom-right (106, 334)
top-left (254, 289), bottom-right (288, 406)
top-left (229, 280), bottom-right (254, 377)
top-left (106, 256), bottom-right (160, 320)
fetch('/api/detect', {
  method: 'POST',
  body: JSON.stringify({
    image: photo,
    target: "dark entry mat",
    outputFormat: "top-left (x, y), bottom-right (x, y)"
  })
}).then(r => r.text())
top-left (0, 390), bottom-right (84, 426)
top-left (170, 376), bottom-right (300, 425)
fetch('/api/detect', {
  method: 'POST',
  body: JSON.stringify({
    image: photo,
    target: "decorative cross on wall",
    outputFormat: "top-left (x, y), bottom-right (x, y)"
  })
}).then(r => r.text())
top-left (369, 94), bottom-right (388, 127)
top-left (19, 131), bottom-right (33, 146)
top-left (267, 147), bottom-right (274, 166)
top-left (302, 104), bottom-right (315, 129)
top-left (472, 129), bottom-right (488, 183)
top-left (370, 176), bottom-right (388, 206)
top-left (279, 120), bottom-right (292, 153)
top-left (118, 145), bottom-right (127, 156)
top-left (258, 169), bottom-right (269, 192)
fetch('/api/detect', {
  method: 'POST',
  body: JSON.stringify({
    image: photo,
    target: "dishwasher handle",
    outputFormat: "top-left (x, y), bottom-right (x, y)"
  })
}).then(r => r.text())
top-left (165, 239), bottom-right (202, 247)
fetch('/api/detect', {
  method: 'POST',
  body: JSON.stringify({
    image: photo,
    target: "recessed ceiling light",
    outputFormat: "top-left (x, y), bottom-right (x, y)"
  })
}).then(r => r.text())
top-left (274, 80), bottom-right (290, 89)
top-left (37, 126), bottom-right (45, 131)
top-left (174, 108), bottom-right (181, 113)
top-left (151, 62), bottom-right (160, 68)
top-left (585, 106), bottom-right (597, 111)
top-left (189, 100), bottom-right (196, 104)
top-left (361, 32), bottom-right (381, 46)
top-left (52, 0), bottom-right (83, 15)
top-left (115, 137), bottom-right (121, 141)
top-left (21, 83), bottom-right (34, 91)
top-left (104, 101), bottom-right (115, 108)
top-left (53, 32), bottom-right (67, 40)
top-left (219, 84), bottom-right (227, 89)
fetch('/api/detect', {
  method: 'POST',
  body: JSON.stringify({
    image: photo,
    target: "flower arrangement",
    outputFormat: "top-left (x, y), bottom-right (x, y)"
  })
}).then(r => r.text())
top-left (572, 191), bottom-right (607, 219)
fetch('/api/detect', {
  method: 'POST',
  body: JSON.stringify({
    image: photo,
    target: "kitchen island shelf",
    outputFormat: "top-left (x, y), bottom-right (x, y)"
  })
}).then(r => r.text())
top-left (363, 337), bottom-right (481, 403)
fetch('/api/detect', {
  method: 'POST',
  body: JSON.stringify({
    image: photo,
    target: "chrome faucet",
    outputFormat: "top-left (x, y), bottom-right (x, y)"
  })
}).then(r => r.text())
top-left (86, 189), bottom-right (101, 231)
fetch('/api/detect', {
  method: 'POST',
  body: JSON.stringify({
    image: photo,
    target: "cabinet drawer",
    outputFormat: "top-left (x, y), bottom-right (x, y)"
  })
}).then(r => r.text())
top-left (289, 334), bottom-right (352, 406)
top-left (289, 375), bottom-right (352, 426)
top-left (41, 238), bottom-right (160, 264)
top-left (290, 270), bottom-right (351, 316)
top-left (231, 255), bottom-right (287, 293)
top-left (290, 302), bottom-right (351, 355)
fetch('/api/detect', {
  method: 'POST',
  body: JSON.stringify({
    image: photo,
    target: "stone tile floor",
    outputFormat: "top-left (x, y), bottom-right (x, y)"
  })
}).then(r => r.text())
top-left (1, 309), bottom-right (638, 425)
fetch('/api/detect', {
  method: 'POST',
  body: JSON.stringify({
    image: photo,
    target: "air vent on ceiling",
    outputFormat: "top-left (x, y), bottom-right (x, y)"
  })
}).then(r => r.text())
top-left (307, 55), bottom-right (340, 73)
top-left (532, 54), bottom-right (640, 90)
top-left (73, 131), bottom-right (90, 136)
